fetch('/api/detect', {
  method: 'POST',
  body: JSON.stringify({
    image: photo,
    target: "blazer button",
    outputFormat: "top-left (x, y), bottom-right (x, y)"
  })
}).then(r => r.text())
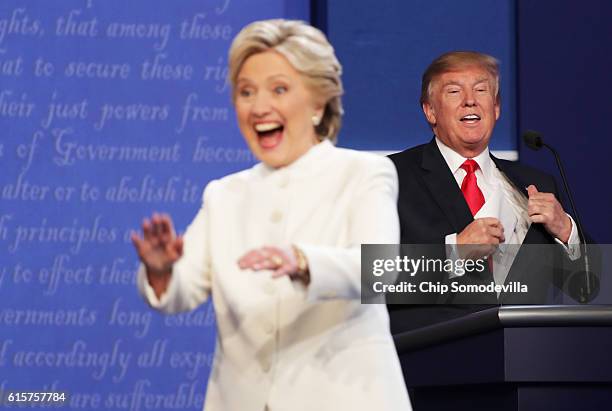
top-left (262, 360), bottom-right (271, 373)
top-left (270, 210), bottom-right (283, 223)
top-left (263, 282), bottom-right (275, 295)
top-left (279, 175), bottom-right (289, 188)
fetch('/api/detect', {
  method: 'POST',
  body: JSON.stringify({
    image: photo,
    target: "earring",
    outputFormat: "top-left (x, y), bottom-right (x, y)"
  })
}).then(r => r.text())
top-left (312, 115), bottom-right (321, 126)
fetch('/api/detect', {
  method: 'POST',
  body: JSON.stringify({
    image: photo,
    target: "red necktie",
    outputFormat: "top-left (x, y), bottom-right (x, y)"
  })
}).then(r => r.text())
top-left (460, 159), bottom-right (493, 273)
top-left (460, 159), bottom-right (485, 216)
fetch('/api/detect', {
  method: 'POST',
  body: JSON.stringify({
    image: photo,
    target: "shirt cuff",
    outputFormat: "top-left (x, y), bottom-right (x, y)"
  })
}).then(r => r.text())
top-left (553, 214), bottom-right (581, 261)
top-left (444, 233), bottom-right (465, 279)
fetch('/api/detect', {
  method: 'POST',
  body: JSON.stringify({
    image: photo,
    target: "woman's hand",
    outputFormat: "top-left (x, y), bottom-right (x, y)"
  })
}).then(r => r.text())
top-left (238, 245), bottom-right (310, 285)
top-left (132, 213), bottom-right (183, 281)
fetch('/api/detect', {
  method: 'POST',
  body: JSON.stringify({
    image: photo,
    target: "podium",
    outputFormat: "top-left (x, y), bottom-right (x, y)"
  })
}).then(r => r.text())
top-left (394, 305), bottom-right (612, 411)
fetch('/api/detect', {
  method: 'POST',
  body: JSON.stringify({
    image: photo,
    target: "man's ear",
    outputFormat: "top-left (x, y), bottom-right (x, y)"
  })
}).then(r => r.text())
top-left (422, 102), bottom-right (437, 126)
top-left (494, 101), bottom-right (501, 121)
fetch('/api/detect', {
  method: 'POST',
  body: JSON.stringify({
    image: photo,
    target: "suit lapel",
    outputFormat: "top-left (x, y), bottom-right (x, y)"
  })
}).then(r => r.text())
top-left (490, 155), bottom-right (549, 245)
top-left (490, 155), bottom-right (552, 293)
top-left (491, 156), bottom-right (530, 199)
top-left (421, 139), bottom-right (474, 233)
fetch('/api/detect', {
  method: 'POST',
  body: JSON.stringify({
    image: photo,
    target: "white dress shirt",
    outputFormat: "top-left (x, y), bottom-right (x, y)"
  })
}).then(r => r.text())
top-left (435, 138), bottom-right (579, 286)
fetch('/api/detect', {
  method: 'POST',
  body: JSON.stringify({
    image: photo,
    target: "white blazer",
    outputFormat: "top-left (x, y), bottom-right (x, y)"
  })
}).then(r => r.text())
top-left (138, 141), bottom-right (412, 411)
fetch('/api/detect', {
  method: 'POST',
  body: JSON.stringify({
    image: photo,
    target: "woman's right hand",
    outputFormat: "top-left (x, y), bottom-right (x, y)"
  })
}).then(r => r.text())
top-left (131, 213), bottom-right (184, 276)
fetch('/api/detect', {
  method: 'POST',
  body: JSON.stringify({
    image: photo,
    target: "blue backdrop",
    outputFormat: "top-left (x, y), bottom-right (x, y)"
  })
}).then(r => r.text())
top-left (1, 0), bottom-right (610, 409)
top-left (1, 1), bottom-right (306, 408)
top-left (516, 0), bottom-right (612, 243)
top-left (325, 0), bottom-right (517, 157)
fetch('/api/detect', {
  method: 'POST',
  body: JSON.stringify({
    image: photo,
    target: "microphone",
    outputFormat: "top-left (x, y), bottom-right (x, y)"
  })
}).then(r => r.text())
top-left (521, 130), bottom-right (596, 302)
top-left (522, 130), bottom-right (543, 150)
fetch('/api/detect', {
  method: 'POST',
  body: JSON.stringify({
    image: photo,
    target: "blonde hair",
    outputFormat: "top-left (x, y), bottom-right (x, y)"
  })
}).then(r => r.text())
top-left (229, 19), bottom-right (344, 142)
top-left (420, 51), bottom-right (501, 106)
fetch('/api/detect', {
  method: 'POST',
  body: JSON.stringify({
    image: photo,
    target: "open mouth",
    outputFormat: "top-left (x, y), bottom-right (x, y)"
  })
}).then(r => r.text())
top-left (460, 114), bottom-right (481, 124)
top-left (254, 122), bottom-right (284, 149)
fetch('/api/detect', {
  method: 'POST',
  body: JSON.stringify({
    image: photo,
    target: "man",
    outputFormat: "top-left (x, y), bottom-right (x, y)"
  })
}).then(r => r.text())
top-left (388, 51), bottom-right (582, 333)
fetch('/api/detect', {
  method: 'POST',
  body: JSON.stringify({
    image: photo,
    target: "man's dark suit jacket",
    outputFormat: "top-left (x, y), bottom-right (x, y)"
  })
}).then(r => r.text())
top-left (388, 138), bottom-right (582, 333)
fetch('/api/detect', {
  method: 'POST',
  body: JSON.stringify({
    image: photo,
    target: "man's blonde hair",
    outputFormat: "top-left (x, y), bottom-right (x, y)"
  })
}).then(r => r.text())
top-left (420, 51), bottom-right (501, 106)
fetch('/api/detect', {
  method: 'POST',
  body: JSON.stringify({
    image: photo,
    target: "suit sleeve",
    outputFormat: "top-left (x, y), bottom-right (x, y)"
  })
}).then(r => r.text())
top-left (137, 182), bottom-right (215, 314)
top-left (297, 156), bottom-right (400, 301)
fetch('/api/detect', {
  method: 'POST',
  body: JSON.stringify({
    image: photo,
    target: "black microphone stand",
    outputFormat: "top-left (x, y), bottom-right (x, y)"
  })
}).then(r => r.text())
top-left (540, 141), bottom-right (592, 301)
top-left (522, 130), bottom-right (594, 302)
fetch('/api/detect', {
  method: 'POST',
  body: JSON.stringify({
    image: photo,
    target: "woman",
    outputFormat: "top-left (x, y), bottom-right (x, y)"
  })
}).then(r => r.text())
top-left (132, 19), bottom-right (412, 411)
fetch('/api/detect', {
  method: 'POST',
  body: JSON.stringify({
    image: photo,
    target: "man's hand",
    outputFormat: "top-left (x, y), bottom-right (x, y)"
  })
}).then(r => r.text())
top-left (527, 185), bottom-right (571, 243)
top-left (457, 217), bottom-right (505, 258)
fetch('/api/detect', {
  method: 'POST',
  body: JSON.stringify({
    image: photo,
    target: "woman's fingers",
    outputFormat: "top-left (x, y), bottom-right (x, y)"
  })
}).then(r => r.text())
top-left (132, 213), bottom-right (182, 272)
top-left (131, 231), bottom-right (145, 257)
top-left (238, 246), bottom-right (297, 279)
top-left (173, 236), bottom-right (184, 258)
top-left (141, 213), bottom-right (177, 246)
top-left (142, 218), bottom-right (153, 241)
top-left (159, 213), bottom-right (173, 234)
top-left (238, 249), bottom-right (268, 269)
